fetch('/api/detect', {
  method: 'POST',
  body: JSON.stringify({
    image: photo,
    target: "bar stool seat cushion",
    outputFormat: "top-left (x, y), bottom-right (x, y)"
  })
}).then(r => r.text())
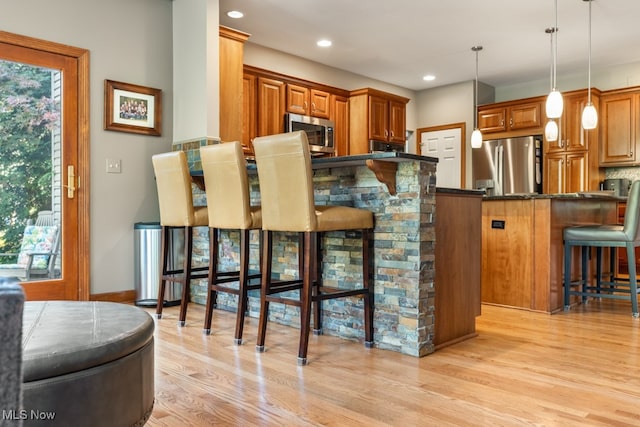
top-left (21, 301), bottom-right (154, 427)
top-left (563, 224), bottom-right (626, 243)
top-left (315, 206), bottom-right (373, 231)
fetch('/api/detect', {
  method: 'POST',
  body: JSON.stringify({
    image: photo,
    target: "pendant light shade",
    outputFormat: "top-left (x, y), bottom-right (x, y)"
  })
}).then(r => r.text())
top-left (546, 89), bottom-right (564, 119)
top-left (581, 0), bottom-right (598, 130)
top-left (471, 45), bottom-right (483, 149)
top-left (546, 0), bottom-right (563, 119)
top-left (545, 119), bottom-right (559, 142)
top-left (471, 129), bottom-right (483, 148)
top-left (582, 103), bottom-right (598, 129)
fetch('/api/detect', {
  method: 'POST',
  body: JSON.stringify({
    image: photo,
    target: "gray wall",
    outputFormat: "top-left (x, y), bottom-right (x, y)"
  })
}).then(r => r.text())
top-left (0, 0), bottom-right (174, 295)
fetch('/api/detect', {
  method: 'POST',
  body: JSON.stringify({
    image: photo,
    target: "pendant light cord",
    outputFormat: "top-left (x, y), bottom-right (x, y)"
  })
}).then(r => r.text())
top-left (587, 0), bottom-right (592, 103)
top-left (553, 0), bottom-right (558, 91)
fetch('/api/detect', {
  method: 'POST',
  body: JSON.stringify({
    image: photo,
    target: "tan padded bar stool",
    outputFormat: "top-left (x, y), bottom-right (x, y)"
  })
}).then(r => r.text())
top-left (252, 130), bottom-right (375, 365)
top-left (152, 151), bottom-right (209, 326)
top-left (200, 141), bottom-right (262, 344)
top-left (563, 180), bottom-right (640, 317)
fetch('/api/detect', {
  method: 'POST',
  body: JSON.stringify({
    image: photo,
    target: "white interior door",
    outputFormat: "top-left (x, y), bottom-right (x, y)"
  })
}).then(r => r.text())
top-left (420, 128), bottom-right (462, 188)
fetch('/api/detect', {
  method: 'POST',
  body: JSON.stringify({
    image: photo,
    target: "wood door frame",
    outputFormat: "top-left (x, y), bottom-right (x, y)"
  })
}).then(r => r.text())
top-left (416, 122), bottom-right (467, 188)
top-left (0, 31), bottom-right (90, 300)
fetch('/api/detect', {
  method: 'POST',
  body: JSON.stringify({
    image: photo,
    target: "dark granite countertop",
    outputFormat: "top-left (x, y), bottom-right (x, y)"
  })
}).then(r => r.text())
top-left (436, 187), bottom-right (484, 196)
top-left (483, 192), bottom-right (627, 202)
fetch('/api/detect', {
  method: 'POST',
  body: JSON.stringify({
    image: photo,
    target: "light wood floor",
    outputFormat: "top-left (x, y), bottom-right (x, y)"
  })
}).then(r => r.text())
top-left (144, 300), bottom-right (640, 426)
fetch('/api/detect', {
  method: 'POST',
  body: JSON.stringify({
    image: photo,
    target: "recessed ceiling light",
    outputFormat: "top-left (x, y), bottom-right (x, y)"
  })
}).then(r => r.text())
top-left (317, 39), bottom-right (332, 48)
top-left (423, 75), bottom-right (436, 81)
top-left (227, 10), bottom-right (244, 19)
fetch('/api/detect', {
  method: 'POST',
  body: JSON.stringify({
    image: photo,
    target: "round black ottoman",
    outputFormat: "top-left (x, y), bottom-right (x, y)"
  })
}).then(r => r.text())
top-left (21, 301), bottom-right (154, 427)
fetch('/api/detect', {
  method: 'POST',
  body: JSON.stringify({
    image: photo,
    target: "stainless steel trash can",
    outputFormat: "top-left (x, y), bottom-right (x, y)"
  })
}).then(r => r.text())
top-left (133, 222), bottom-right (182, 307)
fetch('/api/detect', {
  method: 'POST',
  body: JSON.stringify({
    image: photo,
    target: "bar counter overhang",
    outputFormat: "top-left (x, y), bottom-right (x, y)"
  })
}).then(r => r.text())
top-left (175, 148), bottom-right (483, 357)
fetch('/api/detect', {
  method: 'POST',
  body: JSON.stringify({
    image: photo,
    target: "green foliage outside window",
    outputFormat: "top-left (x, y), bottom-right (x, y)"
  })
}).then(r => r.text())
top-left (0, 60), bottom-right (59, 259)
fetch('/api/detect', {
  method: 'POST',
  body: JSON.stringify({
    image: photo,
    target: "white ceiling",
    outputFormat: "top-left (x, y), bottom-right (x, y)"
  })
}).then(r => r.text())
top-left (219, 0), bottom-right (640, 92)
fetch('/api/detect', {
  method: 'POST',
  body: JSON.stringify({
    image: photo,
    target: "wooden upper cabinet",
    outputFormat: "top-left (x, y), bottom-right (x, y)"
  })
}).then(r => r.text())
top-left (286, 83), bottom-right (309, 115)
top-left (257, 76), bottom-right (286, 137)
top-left (310, 89), bottom-right (331, 118)
top-left (349, 88), bottom-right (409, 154)
top-left (600, 88), bottom-right (640, 166)
top-left (478, 107), bottom-right (507, 133)
top-left (369, 96), bottom-right (389, 141)
top-left (286, 83), bottom-right (330, 118)
top-left (509, 102), bottom-right (542, 130)
top-left (242, 72), bottom-right (257, 153)
top-left (332, 94), bottom-right (349, 156)
top-left (479, 100), bottom-right (543, 135)
top-left (219, 26), bottom-right (250, 143)
top-left (389, 100), bottom-right (407, 143)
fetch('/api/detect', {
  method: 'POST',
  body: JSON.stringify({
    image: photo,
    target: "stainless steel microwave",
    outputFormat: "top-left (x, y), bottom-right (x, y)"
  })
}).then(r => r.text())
top-left (284, 113), bottom-right (334, 155)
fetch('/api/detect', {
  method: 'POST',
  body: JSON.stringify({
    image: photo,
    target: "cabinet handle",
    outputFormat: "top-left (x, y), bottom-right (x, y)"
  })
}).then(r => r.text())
top-left (385, 130), bottom-right (389, 138)
top-left (560, 140), bottom-right (564, 148)
top-left (509, 118), bottom-right (513, 126)
top-left (311, 102), bottom-right (315, 112)
top-left (304, 101), bottom-right (308, 110)
top-left (390, 131), bottom-right (395, 138)
top-left (500, 119), bottom-right (504, 126)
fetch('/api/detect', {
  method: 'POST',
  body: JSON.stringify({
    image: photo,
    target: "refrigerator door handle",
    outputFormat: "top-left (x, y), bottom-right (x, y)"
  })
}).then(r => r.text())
top-left (495, 144), bottom-right (503, 196)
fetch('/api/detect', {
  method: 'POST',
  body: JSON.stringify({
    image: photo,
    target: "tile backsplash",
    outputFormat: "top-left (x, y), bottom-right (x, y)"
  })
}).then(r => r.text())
top-left (605, 167), bottom-right (640, 183)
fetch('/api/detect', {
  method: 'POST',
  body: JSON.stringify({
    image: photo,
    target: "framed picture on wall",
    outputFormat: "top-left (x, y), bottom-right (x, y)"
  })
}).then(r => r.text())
top-left (104, 79), bottom-right (162, 136)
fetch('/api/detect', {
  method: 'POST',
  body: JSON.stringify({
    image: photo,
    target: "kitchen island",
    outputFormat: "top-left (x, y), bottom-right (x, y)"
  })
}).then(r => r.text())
top-left (178, 147), bottom-right (482, 356)
top-left (481, 193), bottom-right (621, 313)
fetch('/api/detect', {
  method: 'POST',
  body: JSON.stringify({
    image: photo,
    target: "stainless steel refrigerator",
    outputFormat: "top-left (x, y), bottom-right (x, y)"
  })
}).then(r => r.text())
top-left (472, 135), bottom-right (543, 196)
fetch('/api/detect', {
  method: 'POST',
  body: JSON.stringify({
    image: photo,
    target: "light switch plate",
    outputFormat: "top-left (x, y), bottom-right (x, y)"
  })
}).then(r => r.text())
top-left (106, 158), bottom-right (121, 173)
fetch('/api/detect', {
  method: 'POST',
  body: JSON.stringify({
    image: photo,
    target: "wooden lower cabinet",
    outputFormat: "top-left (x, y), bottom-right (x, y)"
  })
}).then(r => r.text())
top-left (481, 197), bottom-right (618, 313)
top-left (434, 190), bottom-right (482, 348)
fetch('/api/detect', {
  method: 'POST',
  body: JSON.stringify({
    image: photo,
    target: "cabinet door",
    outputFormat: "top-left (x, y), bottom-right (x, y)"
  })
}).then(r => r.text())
top-left (369, 96), bottom-right (389, 141)
top-left (509, 102), bottom-right (542, 130)
top-left (478, 107), bottom-right (507, 133)
top-left (310, 89), bottom-right (330, 119)
top-left (286, 83), bottom-right (309, 115)
top-left (600, 92), bottom-right (637, 165)
top-left (565, 152), bottom-right (588, 193)
top-left (544, 153), bottom-right (565, 194)
top-left (388, 100), bottom-right (406, 143)
top-left (257, 77), bottom-right (286, 137)
top-left (332, 94), bottom-right (349, 156)
top-left (242, 72), bottom-right (257, 153)
top-left (561, 93), bottom-right (590, 152)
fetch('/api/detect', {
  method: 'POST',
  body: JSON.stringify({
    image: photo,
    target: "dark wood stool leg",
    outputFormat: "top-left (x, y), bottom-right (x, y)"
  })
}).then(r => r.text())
top-left (627, 243), bottom-right (639, 317)
top-left (234, 229), bottom-right (250, 344)
top-left (256, 230), bottom-right (273, 352)
top-left (563, 242), bottom-right (572, 311)
top-left (156, 226), bottom-right (170, 318)
top-left (581, 246), bottom-right (588, 303)
top-left (363, 228), bottom-right (374, 347)
top-left (312, 232), bottom-right (323, 335)
top-left (178, 226), bottom-right (193, 327)
top-left (203, 227), bottom-right (219, 335)
top-left (596, 247), bottom-right (603, 293)
top-left (298, 231), bottom-right (313, 365)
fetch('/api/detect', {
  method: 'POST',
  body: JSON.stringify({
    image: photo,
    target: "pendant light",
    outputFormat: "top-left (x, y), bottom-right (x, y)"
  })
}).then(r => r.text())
top-left (544, 28), bottom-right (559, 142)
top-left (471, 46), bottom-right (483, 149)
top-left (581, 0), bottom-right (598, 130)
top-left (546, 0), bottom-right (563, 119)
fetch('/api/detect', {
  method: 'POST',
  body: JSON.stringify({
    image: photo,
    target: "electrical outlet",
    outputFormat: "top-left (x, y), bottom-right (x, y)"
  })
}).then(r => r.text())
top-left (106, 158), bottom-right (122, 173)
